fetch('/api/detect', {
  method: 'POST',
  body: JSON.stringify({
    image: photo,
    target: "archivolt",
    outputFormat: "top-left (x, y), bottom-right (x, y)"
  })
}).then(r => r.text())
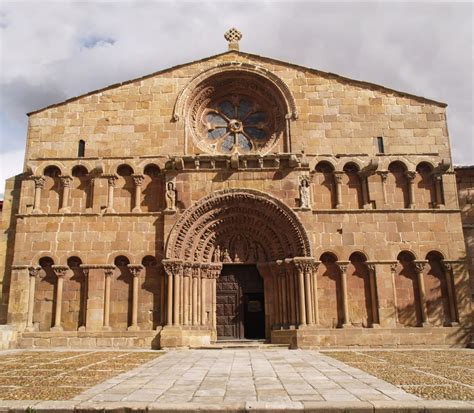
top-left (172, 62), bottom-right (298, 121)
top-left (166, 189), bottom-right (311, 262)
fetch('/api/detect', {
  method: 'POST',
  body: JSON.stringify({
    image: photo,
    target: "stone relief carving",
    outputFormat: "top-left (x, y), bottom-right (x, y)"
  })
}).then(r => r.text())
top-left (165, 179), bottom-right (177, 211)
top-left (299, 175), bottom-right (311, 209)
top-left (166, 189), bottom-right (311, 263)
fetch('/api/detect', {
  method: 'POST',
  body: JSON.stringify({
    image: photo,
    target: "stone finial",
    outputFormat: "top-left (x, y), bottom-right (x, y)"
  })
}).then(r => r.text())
top-left (224, 27), bottom-right (242, 51)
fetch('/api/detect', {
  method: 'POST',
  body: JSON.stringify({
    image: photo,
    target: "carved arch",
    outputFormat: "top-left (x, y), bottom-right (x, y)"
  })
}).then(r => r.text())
top-left (166, 189), bottom-right (311, 262)
top-left (173, 62), bottom-right (298, 121)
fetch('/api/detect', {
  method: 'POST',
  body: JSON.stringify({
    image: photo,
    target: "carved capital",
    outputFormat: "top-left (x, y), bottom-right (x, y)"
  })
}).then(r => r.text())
top-left (208, 263), bottom-right (223, 279)
top-left (378, 171), bottom-right (388, 182)
top-left (132, 174), bottom-right (145, 187)
top-left (192, 263), bottom-right (201, 278)
top-left (127, 264), bottom-right (143, 277)
top-left (28, 266), bottom-right (41, 278)
top-left (442, 262), bottom-right (453, 273)
top-left (103, 174), bottom-right (118, 187)
top-left (183, 263), bottom-right (193, 278)
top-left (414, 261), bottom-right (427, 274)
top-left (200, 263), bottom-right (211, 279)
top-left (434, 173), bottom-right (443, 182)
top-left (60, 176), bottom-right (73, 187)
top-left (52, 265), bottom-right (69, 278)
top-left (333, 172), bottom-right (343, 184)
top-left (338, 263), bottom-right (349, 274)
top-left (162, 260), bottom-right (183, 277)
top-left (405, 171), bottom-right (416, 181)
top-left (293, 257), bottom-right (315, 275)
top-left (367, 263), bottom-right (376, 273)
top-left (32, 175), bottom-right (46, 189)
top-left (390, 263), bottom-right (399, 274)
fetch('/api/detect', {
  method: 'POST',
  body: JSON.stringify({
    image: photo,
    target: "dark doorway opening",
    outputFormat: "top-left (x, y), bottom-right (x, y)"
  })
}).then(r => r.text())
top-left (216, 265), bottom-right (265, 340)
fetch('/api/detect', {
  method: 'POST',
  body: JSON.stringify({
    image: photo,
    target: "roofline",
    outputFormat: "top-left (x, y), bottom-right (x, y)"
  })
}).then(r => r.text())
top-left (27, 50), bottom-right (447, 116)
top-left (454, 165), bottom-right (474, 170)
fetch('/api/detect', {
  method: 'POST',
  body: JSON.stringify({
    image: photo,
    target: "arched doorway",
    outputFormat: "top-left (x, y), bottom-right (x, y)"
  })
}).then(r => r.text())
top-left (162, 189), bottom-right (313, 347)
top-left (217, 264), bottom-right (264, 340)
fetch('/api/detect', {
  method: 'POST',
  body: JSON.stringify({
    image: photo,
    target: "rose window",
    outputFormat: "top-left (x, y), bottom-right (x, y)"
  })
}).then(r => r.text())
top-left (203, 96), bottom-right (270, 153)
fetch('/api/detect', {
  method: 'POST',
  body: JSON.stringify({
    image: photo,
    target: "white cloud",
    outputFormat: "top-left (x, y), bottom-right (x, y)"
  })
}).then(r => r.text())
top-left (0, 0), bottom-right (472, 172)
top-left (0, 149), bottom-right (24, 197)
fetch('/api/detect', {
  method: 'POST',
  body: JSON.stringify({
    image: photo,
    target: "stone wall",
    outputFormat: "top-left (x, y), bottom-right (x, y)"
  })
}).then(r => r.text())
top-left (455, 166), bottom-right (474, 298)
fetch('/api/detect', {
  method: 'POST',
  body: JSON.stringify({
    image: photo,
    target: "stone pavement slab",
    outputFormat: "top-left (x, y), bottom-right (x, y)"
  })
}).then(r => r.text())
top-left (73, 349), bottom-right (420, 404)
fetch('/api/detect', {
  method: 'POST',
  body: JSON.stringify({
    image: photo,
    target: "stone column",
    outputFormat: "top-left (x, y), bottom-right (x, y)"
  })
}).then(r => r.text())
top-left (304, 264), bottom-right (314, 325)
top-left (293, 258), bottom-right (315, 327)
top-left (127, 264), bottom-right (143, 331)
top-left (367, 264), bottom-right (380, 327)
top-left (442, 262), bottom-right (459, 325)
top-left (414, 262), bottom-right (429, 326)
top-left (390, 263), bottom-right (400, 325)
top-left (277, 261), bottom-right (288, 326)
top-left (166, 270), bottom-right (173, 326)
top-left (32, 176), bottom-right (45, 214)
top-left (78, 266), bottom-right (89, 331)
top-left (200, 264), bottom-right (209, 326)
top-left (51, 265), bottom-right (68, 331)
top-left (103, 267), bottom-right (114, 330)
top-left (312, 262), bottom-right (320, 325)
top-left (334, 172), bottom-right (343, 209)
top-left (434, 174), bottom-right (445, 208)
top-left (26, 266), bottom-right (40, 331)
top-left (405, 171), bottom-right (416, 209)
top-left (132, 174), bottom-right (145, 213)
top-left (338, 263), bottom-right (351, 328)
top-left (192, 264), bottom-right (200, 326)
top-left (182, 264), bottom-right (192, 325)
top-left (208, 264), bottom-right (222, 331)
top-left (272, 263), bottom-right (282, 326)
top-left (359, 173), bottom-right (371, 209)
top-left (379, 172), bottom-right (388, 207)
top-left (285, 259), bottom-right (297, 326)
top-left (59, 176), bottom-right (73, 213)
top-left (104, 175), bottom-right (117, 213)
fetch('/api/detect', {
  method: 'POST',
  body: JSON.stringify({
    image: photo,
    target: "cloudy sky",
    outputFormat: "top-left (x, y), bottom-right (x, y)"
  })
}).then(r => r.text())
top-left (0, 0), bottom-right (472, 196)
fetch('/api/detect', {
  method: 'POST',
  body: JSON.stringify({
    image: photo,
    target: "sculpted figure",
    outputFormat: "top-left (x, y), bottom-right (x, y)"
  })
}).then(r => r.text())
top-left (222, 248), bottom-right (232, 263)
top-left (165, 181), bottom-right (176, 210)
top-left (299, 177), bottom-right (311, 209)
top-left (213, 245), bottom-right (221, 262)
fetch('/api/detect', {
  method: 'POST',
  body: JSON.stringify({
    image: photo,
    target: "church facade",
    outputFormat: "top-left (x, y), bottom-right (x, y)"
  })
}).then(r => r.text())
top-left (0, 30), bottom-right (472, 349)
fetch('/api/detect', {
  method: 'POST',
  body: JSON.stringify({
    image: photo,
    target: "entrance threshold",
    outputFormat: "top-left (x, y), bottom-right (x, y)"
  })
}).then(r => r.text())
top-left (199, 339), bottom-right (289, 350)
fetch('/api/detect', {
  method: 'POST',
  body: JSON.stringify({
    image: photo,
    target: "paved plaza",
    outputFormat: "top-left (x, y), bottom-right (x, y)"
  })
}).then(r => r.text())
top-left (74, 350), bottom-right (419, 404)
top-left (0, 349), bottom-right (473, 412)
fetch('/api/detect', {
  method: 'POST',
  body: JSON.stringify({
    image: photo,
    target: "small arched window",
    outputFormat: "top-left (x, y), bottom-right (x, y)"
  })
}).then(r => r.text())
top-left (78, 140), bottom-right (85, 158)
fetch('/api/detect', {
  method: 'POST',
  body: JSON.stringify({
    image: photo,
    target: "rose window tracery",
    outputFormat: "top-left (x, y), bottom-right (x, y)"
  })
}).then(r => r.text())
top-left (204, 96), bottom-right (270, 153)
top-left (187, 72), bottom-right (287, 155)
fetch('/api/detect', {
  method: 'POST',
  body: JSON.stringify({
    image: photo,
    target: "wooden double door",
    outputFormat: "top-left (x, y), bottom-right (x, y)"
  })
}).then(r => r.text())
top-left (216, 265), bottom-right (265, 340)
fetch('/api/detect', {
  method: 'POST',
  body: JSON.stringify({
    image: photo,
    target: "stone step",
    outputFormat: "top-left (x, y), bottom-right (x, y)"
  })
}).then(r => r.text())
top-left (197, 339), bottom-right (289, 349)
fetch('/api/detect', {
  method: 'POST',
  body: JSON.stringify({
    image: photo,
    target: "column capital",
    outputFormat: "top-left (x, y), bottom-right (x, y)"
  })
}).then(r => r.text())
top-left (366, 263), bottom-right (377, 273)
top-left (414, 260), bottom-right (428, 273)
top-left (293, 257), bottom-right (316, 274)
top-left (192, 263), bottom-right (201, 278)
top-left (103, 174), bottom-right (118, 187)
top-left (59, 175), bottom-right (73, 187)
top-left (390, 262), bottom-right (399, 274)
top-left (32, 175), bottom-right (46, 188)
top-left (162, 259), bottom-right (183, 277)
top-left (28, 266), bottom-right (41, 278)
top-left (208, 263), bottom-right (223, 279)
top-left (132, 174), bottom-right (145, 186)
top-left (183, 262), bottom-right (193, 278)
top-left (127, 264), bottom-right (143, 277)
top-left (51, 265), bottom-right (69, 278)
top-left (337, 261), bottom-right (350, 273)
top-left (378, 171), bottom-right (388, 182)
top-left (433, 173), bottom-right (443, 182)
top-left (99, 265), bottom-right (116, 277)
top-left (405, 171), bottom-right (416, 181)
top-left (333, 172), bottom-right (344, 183)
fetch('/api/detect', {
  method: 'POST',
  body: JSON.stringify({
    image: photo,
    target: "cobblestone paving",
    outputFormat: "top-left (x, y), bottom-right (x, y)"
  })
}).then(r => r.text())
top-left (73, 350), bottom-right (419, 404)
top-left (0, 351), bottom-right (161, 400)
top-left (325, 350), bottom-right (474, 401)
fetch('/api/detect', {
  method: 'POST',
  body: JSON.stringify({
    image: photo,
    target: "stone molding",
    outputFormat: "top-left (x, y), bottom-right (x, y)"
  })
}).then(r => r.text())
top-left (172, 62), bottom-right (298, 122)
top-left (166, 188), bottom-right (312, 262)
